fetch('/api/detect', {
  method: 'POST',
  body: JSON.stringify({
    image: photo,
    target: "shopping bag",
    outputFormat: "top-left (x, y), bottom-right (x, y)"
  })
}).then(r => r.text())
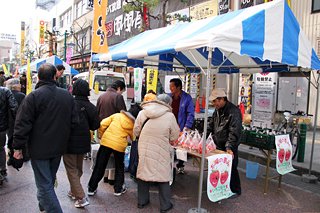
top-left (128, 139), bottom-right (139, 176)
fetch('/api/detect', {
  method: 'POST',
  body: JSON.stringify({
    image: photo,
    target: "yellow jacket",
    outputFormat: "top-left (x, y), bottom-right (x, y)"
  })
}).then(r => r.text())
top-left (99, 111), bottom-right (135, 152)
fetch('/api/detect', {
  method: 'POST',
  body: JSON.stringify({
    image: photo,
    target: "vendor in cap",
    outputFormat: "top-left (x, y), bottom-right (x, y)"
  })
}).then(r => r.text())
top-left (208, 89), bottom-right (242, 199)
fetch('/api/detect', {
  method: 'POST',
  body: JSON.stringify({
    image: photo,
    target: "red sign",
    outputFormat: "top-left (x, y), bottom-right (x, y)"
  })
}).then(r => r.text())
top-left (69, 56), bottom-right (91, 64)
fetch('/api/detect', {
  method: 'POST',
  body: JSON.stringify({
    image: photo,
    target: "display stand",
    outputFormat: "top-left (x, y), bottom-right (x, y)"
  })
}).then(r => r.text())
top-left (241, 144), bottom-right (282, 194)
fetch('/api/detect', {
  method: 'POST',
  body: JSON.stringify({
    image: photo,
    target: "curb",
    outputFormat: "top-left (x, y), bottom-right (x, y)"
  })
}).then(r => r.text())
top-left (238, 150), bottom-right (320, 180)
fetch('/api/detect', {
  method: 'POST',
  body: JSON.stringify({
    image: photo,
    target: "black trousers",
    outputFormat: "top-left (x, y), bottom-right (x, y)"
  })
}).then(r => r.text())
top-left (88, 145), bottom-right (125, 193)
top-left (230, 150), bottom-right (241, 195)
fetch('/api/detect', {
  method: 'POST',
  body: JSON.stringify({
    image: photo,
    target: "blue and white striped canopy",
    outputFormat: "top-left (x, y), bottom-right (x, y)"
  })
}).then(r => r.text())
top-left (93, 0), bottom-right (320, 73)
top-left (19, 56), bottom-right (79, 75)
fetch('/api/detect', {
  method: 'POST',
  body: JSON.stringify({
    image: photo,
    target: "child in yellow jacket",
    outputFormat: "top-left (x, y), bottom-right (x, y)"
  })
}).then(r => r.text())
top-left (88, 104), bottom-right (141, 196)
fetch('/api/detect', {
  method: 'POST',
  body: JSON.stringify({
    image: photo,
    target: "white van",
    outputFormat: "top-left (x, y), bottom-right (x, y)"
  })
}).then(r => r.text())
top-left (75, 70), bottom-right (127, 106)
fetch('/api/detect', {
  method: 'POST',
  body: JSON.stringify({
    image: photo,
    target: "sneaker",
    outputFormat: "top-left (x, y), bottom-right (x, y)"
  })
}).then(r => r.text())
top-left (87, 187), bottom-right (97, 196)
top-left (177, 167), bottom-right (185, 174)
top-left (108, 180), bottom-right (115, 186)
top-left (68, 190), bottom-right (76, 200)
top-left (114, 184), bottom-right (126, 196)
top-left (75, 197), bottom-right (89, 208)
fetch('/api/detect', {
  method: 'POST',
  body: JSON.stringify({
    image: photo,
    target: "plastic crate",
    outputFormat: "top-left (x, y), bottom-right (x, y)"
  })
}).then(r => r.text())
top-left (241, 130), bottom-right (249, 144)
top-left (247, 132), bottom-right (276, 150)
top-left (247, 132), bottom-right (292, 150)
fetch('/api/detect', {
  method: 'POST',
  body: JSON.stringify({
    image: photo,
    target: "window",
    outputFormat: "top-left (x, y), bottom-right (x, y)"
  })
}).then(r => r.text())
top-left (94, 76), bottom-right (124, 91)
top-left (60, 14), bottom-right (64, 27)
top-left (60, 9), bottom-right (71, 27)
top-left (76, 0), bottom-right (86, 19)
top-left (312, 0), bottom-right (320, 13)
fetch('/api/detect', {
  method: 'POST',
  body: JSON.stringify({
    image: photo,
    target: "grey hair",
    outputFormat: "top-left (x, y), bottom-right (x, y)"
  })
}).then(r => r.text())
top-left (157, 94), bottom-right (172, 105)
top-left (6, 78), bottom-right (21, 91)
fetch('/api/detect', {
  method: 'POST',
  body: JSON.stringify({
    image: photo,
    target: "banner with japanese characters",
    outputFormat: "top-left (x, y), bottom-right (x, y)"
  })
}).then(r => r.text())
top-left (39, 20), bottom-right (45, 44)
top-left (275, 134), bottom-right (296, 175)
top-left (147, 69), bottom-right (158, 94)
top-left (207, 154), bottom-right (234, 202)
top-left (134, 68), bottom-right (143, 102)
top-left (92, 0), bottom-right (109, 53)
top-left (21, 22), bottom-right (25, 66)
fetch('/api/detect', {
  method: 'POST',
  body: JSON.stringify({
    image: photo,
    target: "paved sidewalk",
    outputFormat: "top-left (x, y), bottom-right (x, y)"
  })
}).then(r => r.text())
top-left (238, 129), bottom-right (320, 179)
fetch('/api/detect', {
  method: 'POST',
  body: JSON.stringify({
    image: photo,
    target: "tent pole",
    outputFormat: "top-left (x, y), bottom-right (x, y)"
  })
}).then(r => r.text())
top-left (189, 48), bottom-right (212, 213)
top-left (308, 71), bottom-right (319, 175)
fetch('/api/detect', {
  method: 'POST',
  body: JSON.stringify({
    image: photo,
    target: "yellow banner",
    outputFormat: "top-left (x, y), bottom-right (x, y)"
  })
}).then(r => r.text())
top-left (147, 69), bottom-right (158, 93)
top-left (2, 64), bottom-right (8, 75)
top-left (21, 22), bottom-right (25, 66)
top-left (39, 20), bottom-right (45, 44)
top-left (27, 59), bottom-right (32, 94)
top-left (92, 0), bottom-right (109, 53)
top-left (190, 0), bottom-right (218, 22)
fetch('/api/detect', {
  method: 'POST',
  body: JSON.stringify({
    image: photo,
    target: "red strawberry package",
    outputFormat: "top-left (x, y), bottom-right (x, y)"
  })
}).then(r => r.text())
top-left (205, 133), bottom-right (216, 153)
top-left (177, 131), bottom-right (187, 147)
top-left (198, 133), bottom-right (207, 154)
top-left (190, 130), bottom-right (201, 153)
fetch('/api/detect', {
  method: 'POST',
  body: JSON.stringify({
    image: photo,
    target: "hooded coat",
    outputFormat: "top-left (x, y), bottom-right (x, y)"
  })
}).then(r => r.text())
top-left (134, 100), bottom-right (180, 182)
top-left (99, 110), bottom-right (135, 152)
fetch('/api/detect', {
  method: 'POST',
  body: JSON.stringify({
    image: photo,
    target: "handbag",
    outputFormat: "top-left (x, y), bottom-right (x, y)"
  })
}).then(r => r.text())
top-left (128, 118), bottom-right (150, 176)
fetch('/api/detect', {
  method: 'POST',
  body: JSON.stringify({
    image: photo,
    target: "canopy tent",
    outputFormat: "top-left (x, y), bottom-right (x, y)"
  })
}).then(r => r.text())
top-left (19, 56), bottom-right (79, 75)
top-left (92, 0), bottom-right (320, 72)
top-left (92, 0), bottom-right (320, 211)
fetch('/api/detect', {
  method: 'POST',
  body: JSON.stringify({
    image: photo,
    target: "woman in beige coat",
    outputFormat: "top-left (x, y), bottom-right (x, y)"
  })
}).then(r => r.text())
top-left (133, 94), bottom-right (180, 213)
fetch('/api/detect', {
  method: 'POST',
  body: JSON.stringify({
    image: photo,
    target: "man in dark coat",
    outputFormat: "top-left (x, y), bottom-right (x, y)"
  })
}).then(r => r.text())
top-left (96, 80), bottom-right (127, 120)
top-left (0, 86), bottom-right (18, 181)
top-left (55, 64), bottom-right (65, 88)
top-left (208, 89), bottom-right (242, 199)
top-left (12, 63), bottom-right (78, 213)
top-left (5, 78), bottom-right (26, 164)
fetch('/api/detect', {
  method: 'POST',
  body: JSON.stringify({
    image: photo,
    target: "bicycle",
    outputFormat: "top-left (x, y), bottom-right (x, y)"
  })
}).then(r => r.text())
top-left (276, 110), bottom-right (312, 160)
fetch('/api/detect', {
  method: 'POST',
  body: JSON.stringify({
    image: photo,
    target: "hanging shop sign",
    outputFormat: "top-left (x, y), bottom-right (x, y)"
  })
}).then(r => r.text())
top-left (21, 22), bottom-right (25, 66)
top-left (190, 0), bottom-right (218, 21)
top-left (190, 73), bottom-right (198, 99)
top-left (167, 8), bottom-right (190, 26)
top-left (105, 0), bottom-right (142, 46)
top-left (241, 0), bottom-right (254, 9)
top-left (0, 33), bottom-right (16, 40)
top-left (218, 0), bottom-right (229, 14)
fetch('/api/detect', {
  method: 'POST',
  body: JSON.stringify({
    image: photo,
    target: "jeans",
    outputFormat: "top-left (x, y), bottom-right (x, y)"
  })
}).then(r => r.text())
top-left (88, 145), bottom-right (125, 193)
top-left (31, 156), bottom-right (63, 213)
top-left (0, 130), bottom-right (7, 171)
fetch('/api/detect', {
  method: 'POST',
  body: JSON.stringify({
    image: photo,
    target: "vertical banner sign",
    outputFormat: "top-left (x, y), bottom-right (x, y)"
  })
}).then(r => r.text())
top-left (169, 146), bottom-right (174, 186)
top-left (218, 0), bottom-right (229, 14)
top-left (92, 0), bottom-right (109, 53)
top-left (190, 0), bottom-right (218, 22)
top-left (134, 68), bottom-right (143, 102)
top-left (66, 48), bottom-right (73, 64)
top-left (39, 20), bottom-right (45, 44)
top-left (21, 22), bottom-right (25, 66)
top-left (275, 134), bottom-right (296, 175)
top-left (27, 59), bottom-right (32, 95)
top-left (2, 64), bottom-right (8, 76)
top-left (147, 69), bottom-right (158, 93)
top-left (89, 69), bottom-right (94, 89)
top-left (207, 154), bottom-right (234, 202)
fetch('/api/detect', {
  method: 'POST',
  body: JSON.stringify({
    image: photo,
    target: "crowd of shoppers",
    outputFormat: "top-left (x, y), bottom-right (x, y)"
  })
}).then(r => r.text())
top-left (0, 66), bottom-right (241, 213)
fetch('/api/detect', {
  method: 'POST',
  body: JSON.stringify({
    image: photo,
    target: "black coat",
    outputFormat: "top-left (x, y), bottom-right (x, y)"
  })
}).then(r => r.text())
top-left (0, 87), bottom-right (18, 132)
top-left (208, 101), bottom-right (242, 152)
top-left (12, 80), bottom-right (78, 159)
top-left (67, 96), bottom-right (100, 154)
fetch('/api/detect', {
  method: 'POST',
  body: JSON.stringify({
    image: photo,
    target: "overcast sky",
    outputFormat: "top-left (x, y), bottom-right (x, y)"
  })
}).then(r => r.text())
top-left (0, 0), bottom-right (36, 41)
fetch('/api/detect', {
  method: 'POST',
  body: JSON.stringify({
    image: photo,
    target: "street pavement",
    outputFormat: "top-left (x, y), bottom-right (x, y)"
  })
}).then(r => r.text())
top-left (1, 153), bottom-right (320, 213)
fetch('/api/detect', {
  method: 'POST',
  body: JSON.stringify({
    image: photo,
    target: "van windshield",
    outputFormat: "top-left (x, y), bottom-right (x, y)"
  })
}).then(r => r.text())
top-left (94, 75), bottom-right (124, 91)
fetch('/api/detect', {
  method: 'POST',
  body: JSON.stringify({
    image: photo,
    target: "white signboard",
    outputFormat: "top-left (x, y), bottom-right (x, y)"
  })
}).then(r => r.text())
top-left (252, 72), bottom-right (277, 128)
top-left (275, 134), bottom-right (296, 175)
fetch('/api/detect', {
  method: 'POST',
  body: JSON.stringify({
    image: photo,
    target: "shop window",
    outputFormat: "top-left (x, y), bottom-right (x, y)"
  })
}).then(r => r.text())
top-left (94, 75), bottom-right (124, 91)
top-left (312, 0), bottom-right (320, 13)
